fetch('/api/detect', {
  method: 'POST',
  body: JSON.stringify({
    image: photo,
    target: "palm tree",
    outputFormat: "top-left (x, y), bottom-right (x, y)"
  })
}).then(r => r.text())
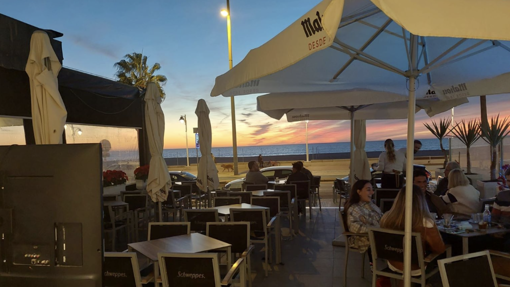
top-left (479, 115), bottom-right (510, 180)
top-left (114, 52), bottom-right (167, 99)
top-left (449, 120), bottom-right (481, 174)
top-left (424, 118), bottom-right (452, 169)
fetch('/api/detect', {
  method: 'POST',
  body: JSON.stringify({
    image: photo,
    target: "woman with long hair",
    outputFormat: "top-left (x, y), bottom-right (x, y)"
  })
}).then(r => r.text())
top-left (439, 168), bottom-right (480, 218)
top-left (380, 185), bottom-right (445, 278)
top-left (376, 139), bottom-right (406, 188)
top-left (344, 179), bottom-right (382, 253)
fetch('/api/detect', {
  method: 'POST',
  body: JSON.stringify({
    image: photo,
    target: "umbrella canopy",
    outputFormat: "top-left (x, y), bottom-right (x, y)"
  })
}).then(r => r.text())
top-left (212, 0), bottom-right (510, 285)
top-left (145, 83), bottom-right (171, 207)
top-left (195, 99), bottom-right (220, 199)
top-left (25, 30), bottom-right (67, 144)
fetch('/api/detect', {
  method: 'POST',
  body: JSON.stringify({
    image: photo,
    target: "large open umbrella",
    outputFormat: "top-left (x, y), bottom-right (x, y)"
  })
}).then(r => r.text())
top-left (145, 83), bottom-right (171, 221)
top-left (195, 99), bottom-right (220, 207)
top-left (25, 30), bottom-right (67, 144)
top-left (212, 0), bottom-right (510, 284)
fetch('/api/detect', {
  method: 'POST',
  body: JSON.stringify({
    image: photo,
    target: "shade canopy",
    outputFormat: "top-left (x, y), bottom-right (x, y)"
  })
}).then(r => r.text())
top-left (145, 83), bottom-right (171, 206)
top-left (195, 99), bottom-right (220, 195)
top-left (25, 30), bottom-right (67, 144)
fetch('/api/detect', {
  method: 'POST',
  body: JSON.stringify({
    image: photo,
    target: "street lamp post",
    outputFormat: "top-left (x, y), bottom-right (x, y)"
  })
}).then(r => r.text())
top-left (221, 0), bottom-right (239, 175)
top-left (305, 120), bottom-right (309, 162)
top-left (179, 115), bottom-right (190, 166)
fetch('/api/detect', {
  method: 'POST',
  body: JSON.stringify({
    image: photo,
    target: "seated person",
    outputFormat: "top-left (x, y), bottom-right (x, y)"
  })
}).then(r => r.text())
top-left (493, 168), bottom-right (510, 226)
top-left (434, 161), bottom-right (460, 196)
top-left (286, 161), bottom-right (309, 184)
top-left (245, 161), bottom-right (268, 185)
top-left (437, 168), bottom-right (480, 218)
top-left (413, 170), bottom-right (437, 213)
top-left (344, 180), bottom-right (382, 253)
top-left (380, 185), bottom-right (445, 279)
top-left (295, 161), bottom-right (314, 186)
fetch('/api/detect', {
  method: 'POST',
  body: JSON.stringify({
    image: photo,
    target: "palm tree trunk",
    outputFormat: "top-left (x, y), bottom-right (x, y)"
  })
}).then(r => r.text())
top-left (480, 96), bottom-right (488, 132)
top-left (491, 147), bottom-right (497, 180)
top-left (466, 147), bottom-right (471, 174)
top-left (440, 141), bottom-right (448, 169)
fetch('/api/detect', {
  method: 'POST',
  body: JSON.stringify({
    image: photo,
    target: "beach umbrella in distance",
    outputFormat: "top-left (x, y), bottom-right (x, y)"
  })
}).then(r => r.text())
top-left (214, 0), bottom-right (510, 282)
top-left (144, 82), bottom-right (171, 221)
top-left (195, 99), bottom-right (220, 206)
top-left (25, 30), bottom-right (67, 144)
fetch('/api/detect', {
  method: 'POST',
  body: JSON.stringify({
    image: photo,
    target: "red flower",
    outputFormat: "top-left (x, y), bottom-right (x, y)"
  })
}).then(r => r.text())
top-left (134, 165), bottom-right (150, 180)
top-left (102, 170), bottom-right (128, 187)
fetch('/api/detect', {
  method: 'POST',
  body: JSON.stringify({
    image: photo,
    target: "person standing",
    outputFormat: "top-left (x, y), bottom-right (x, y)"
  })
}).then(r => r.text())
top-left (376, 139), bottom-right (405, 188)
top-left (258, 154), bottom-right (264, 168)
top-left (398, 139), bottom-right (422, 157)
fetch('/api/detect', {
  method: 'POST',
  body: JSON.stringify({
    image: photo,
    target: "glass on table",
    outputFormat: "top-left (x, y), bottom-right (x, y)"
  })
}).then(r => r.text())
top-left (443, 213), bottom-right (454, 228)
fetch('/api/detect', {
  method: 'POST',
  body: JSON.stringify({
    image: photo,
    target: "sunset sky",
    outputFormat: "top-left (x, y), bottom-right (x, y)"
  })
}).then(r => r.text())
top-left (2, 0), bottom-right (510, 150)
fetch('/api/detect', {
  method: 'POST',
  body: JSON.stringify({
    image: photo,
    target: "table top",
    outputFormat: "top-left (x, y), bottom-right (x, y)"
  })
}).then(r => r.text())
top-left (252, 189), bottom-right (276, 197)
top-left (128, 233), bottom-right (231, 261)
top-left (438, 222), bottom-right (510, 238)
top-left (212, 203), bottom-right (269, 215)
top-left (103, 200), bottom-right (128, 207)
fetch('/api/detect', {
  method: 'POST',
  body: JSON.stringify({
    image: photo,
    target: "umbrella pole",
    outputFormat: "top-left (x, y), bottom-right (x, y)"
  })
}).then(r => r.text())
top-left (403, 35), bottom-right (418, 287)
top-left (158, 202), bottom-right (163, 222)
top-left (349, 109), bottom-right (355, 184)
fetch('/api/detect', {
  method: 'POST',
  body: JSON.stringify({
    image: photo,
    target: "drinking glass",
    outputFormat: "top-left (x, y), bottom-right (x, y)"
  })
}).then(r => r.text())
top-left (471, 213), bottom-right (479, 224)
top-left (443, 213), bottom-right (454, 228)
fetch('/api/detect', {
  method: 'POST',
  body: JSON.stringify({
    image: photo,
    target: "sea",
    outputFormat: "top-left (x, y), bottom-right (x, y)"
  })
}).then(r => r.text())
top-left (162, 138), bottom-right (448, 159)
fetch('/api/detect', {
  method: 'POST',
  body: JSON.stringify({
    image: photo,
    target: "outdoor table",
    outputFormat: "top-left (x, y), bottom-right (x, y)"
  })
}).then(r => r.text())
top-left (103, 200), bottom-right (128, 208)
top-left (128, 233), bottom-right (231, 287)
top-left (437, 221), bottom-right (510, 254)
top-left (268, 180), bottom-right (286, 189)
top-left (251, 189), bottom-right (276, 197)
top-left (212, 203), bottom-right (268, 216)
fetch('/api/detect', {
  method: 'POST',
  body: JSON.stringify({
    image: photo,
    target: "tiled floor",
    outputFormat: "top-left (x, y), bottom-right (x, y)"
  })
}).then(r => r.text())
top-left (249, 207), bottom-right (372, 287)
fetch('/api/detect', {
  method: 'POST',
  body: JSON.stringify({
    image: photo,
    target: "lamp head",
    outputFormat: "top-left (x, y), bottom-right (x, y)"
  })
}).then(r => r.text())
top-left (220, 9), bottom-right (229, 17)
top-left (179, 115), bottom-right (185, 123)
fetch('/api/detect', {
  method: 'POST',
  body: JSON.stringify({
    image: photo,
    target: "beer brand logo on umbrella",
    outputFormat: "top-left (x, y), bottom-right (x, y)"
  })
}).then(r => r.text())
top-left (301, 11), bottom-right (323, 38)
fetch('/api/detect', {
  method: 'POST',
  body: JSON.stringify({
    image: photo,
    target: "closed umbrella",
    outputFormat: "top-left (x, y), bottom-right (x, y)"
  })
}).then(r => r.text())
top-left (352, 120), bottom-right (371, 181)
top-left (145, 83), bottom-right (171, 221)
top-left (195, 99), bottom-right (220, 207)
top-left (25, 30), bottom-right (67, 144)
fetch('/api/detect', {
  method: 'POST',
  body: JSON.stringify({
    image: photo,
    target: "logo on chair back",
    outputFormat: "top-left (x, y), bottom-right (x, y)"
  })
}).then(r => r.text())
top-left (384, 245), bottom-right (403, 254)
top-left (178, 271), bottom-right (205, 279)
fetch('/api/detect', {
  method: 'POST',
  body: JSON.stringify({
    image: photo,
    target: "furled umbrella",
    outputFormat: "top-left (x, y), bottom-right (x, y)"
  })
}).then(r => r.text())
top-left (195, 99), bottom-right (220, 207)
top-left (144, 83), bottom-right (171, 221)
top-left (25, 30), bottom-right (67, 144)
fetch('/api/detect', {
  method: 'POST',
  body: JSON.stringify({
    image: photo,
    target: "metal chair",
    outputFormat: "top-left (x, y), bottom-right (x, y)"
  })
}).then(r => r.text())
top-left (311, 175), bottom-right (322, 210)
top-left (184, 209), bottom-right (219, 234)
top-left (245, 184), bottom-right (268, 191)
top-left (438, 250), bottom-right (498, 287)
top-left (264, 190), bottom-right (293, 235)
top-left (161, 189), bottom-right (188, 222)
top-left (290, 180), bottom-right (312, 219)
top-left (229, 191), bottom-right (252, 204)
top-left (148, 222), bottom-right (190, 240)
top-left (339, 210), bottom-right (368, 287)
top-left (275, 184), bottom-right (298, 234)
top-left (214, 196), bottom-right (241, 207)
top-left (333, 178), bottom-right (350, 204)
top-left (251, 196), bottom-right (282, 264)
top-left (103, 205), bottom-right (133, 251)
top-left (123, 194), bottom-right (150, 241)
top-left (103, 252), bottom-right (143, 287)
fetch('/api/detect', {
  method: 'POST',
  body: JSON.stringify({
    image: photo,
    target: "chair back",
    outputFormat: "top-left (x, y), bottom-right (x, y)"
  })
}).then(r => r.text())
top-left (374, 188), bottom-right (399, 207)
top-left (123, 194), bottom-right (147, 211)
top-left (183, 181), bottom-right (200, 195)
top-left (215, 190), bottom-right (229, 197)
top-left (183, 209), bottom-right (219, 234)
top-left (251, 197), bottom-right (280, 218)
top-left (158, 253), bottom-right (221, 287)
top-left (103, 195), bottom-right (117, 202)
top-left (275, 184), bottom-right (297, 199)
top-left (290, 181), bottom-right (310, 199)
top-left (368, 227), bottom-right (421, 267)
top-left (312, 176), bottom-right (321, 189)
top-left (264, 190), bottom-right (290, 211)
top-left (380, 198), bottom-right (395, 213)
top-left (214, 196), bottom-right (241, 207)
top-left (148, 222), bottom-right (190, 240)
top-left (229, 191), bottom-right (252, 204)
top-left (206, 222), bottom-right (250, 254)
top-left (438, 250), bottom-right (498, 287)
top-left (339, 210), bottom-right (349, 233)
top-left (480, 197), bottom-right (496, 212)
top-left (103, 205), bottom-right (114, 223)
top-left (103, 252), bottom-right (142, 287)
top-left (230, 208), bottom-right (267, 234)
top-left (175, 184), bottom-right (192, 197)
top-left (245, 184), bottom-right (268, 191)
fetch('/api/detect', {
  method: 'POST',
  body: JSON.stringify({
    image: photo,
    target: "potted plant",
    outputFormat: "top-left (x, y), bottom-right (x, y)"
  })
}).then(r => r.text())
top-left (479, 115), bottom-right (510, 180)
top-left (102, 170), bottom-right (128, 196)
top-left (449, 119), bottom-right (482, 183)
top-left (424, 118), bottom-right (451, 177)
top-left (134, 165), bottom-right (150, 189)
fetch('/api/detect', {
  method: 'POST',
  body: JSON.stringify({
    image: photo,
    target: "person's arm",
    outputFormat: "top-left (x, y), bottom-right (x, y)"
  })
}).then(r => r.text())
top-left (424, 221), bottom-right (446, 254)
top-left (347, 206), bottom-right (370, 234)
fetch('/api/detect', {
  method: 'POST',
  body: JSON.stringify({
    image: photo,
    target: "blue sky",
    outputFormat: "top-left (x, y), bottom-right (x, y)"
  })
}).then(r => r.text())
top-left (2, 0), bottom-right (509, 149)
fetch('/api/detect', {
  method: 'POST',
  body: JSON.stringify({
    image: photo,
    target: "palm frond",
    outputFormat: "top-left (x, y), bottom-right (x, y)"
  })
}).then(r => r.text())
top-left (423, 118), bottom-right (452, 140)
top-left (449, 119), bottom-right (481, 148)
top-left (480, 114), bottom-right (510, 147)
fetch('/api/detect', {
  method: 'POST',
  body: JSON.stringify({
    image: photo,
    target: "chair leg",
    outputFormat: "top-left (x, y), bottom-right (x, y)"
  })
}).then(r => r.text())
top-left (317, 188), bottom-right (322, 211)
top-left (308, 199), bottom-right (312, 220)
top-left (333, 187), bottom-right (337, 203)
top-left (247, 254), bottom-right (253, 287)
top-left (264, 239), bottom-right (269, 277)
top-left (344, 247), bottom-right (349, 287)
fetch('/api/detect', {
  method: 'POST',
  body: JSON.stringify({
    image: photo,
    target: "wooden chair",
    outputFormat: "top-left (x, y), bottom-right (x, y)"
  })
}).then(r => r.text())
top-left (369, 227), bottom-right (451, 287)
top-left (158, 253), bottom-right (245, 287)
top-left (148, 222), bottom-right (190, 240)
top-left (103, 252), bottom-right (144, 287)
top-left (339, 210), bottom-right (368, 287)
top-left (207, 222), bottom-right (254, 287)
top-left (438, 250), bottom-right (498, 287)
top-left (230, 208), bottom-right (274, 277)
top-left (229, 191), bottom-right (252, 204)
top-left (214, 196), bottom-right (241, 207)
top-left (184, 209), bottom-right (219, 234)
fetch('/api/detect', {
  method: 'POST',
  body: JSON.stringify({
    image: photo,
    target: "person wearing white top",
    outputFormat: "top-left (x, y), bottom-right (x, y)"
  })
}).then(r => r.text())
top-left (376, 139), bottom-right (406, 188)
top-left (439, 168), bottom-right (481, 218)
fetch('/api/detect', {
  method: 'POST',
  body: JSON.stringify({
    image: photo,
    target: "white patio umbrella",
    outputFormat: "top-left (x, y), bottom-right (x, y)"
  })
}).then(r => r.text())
top-left (144, 83), bottom-right (171, 221)
top-left (25, 30), bottom-right (67, 144)
top-left (213, 0), bottom-right (510, 284)
top-left (352, 120), bottom-right (371, 181)
top-left (195, 99), bottom-right (220, 207)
